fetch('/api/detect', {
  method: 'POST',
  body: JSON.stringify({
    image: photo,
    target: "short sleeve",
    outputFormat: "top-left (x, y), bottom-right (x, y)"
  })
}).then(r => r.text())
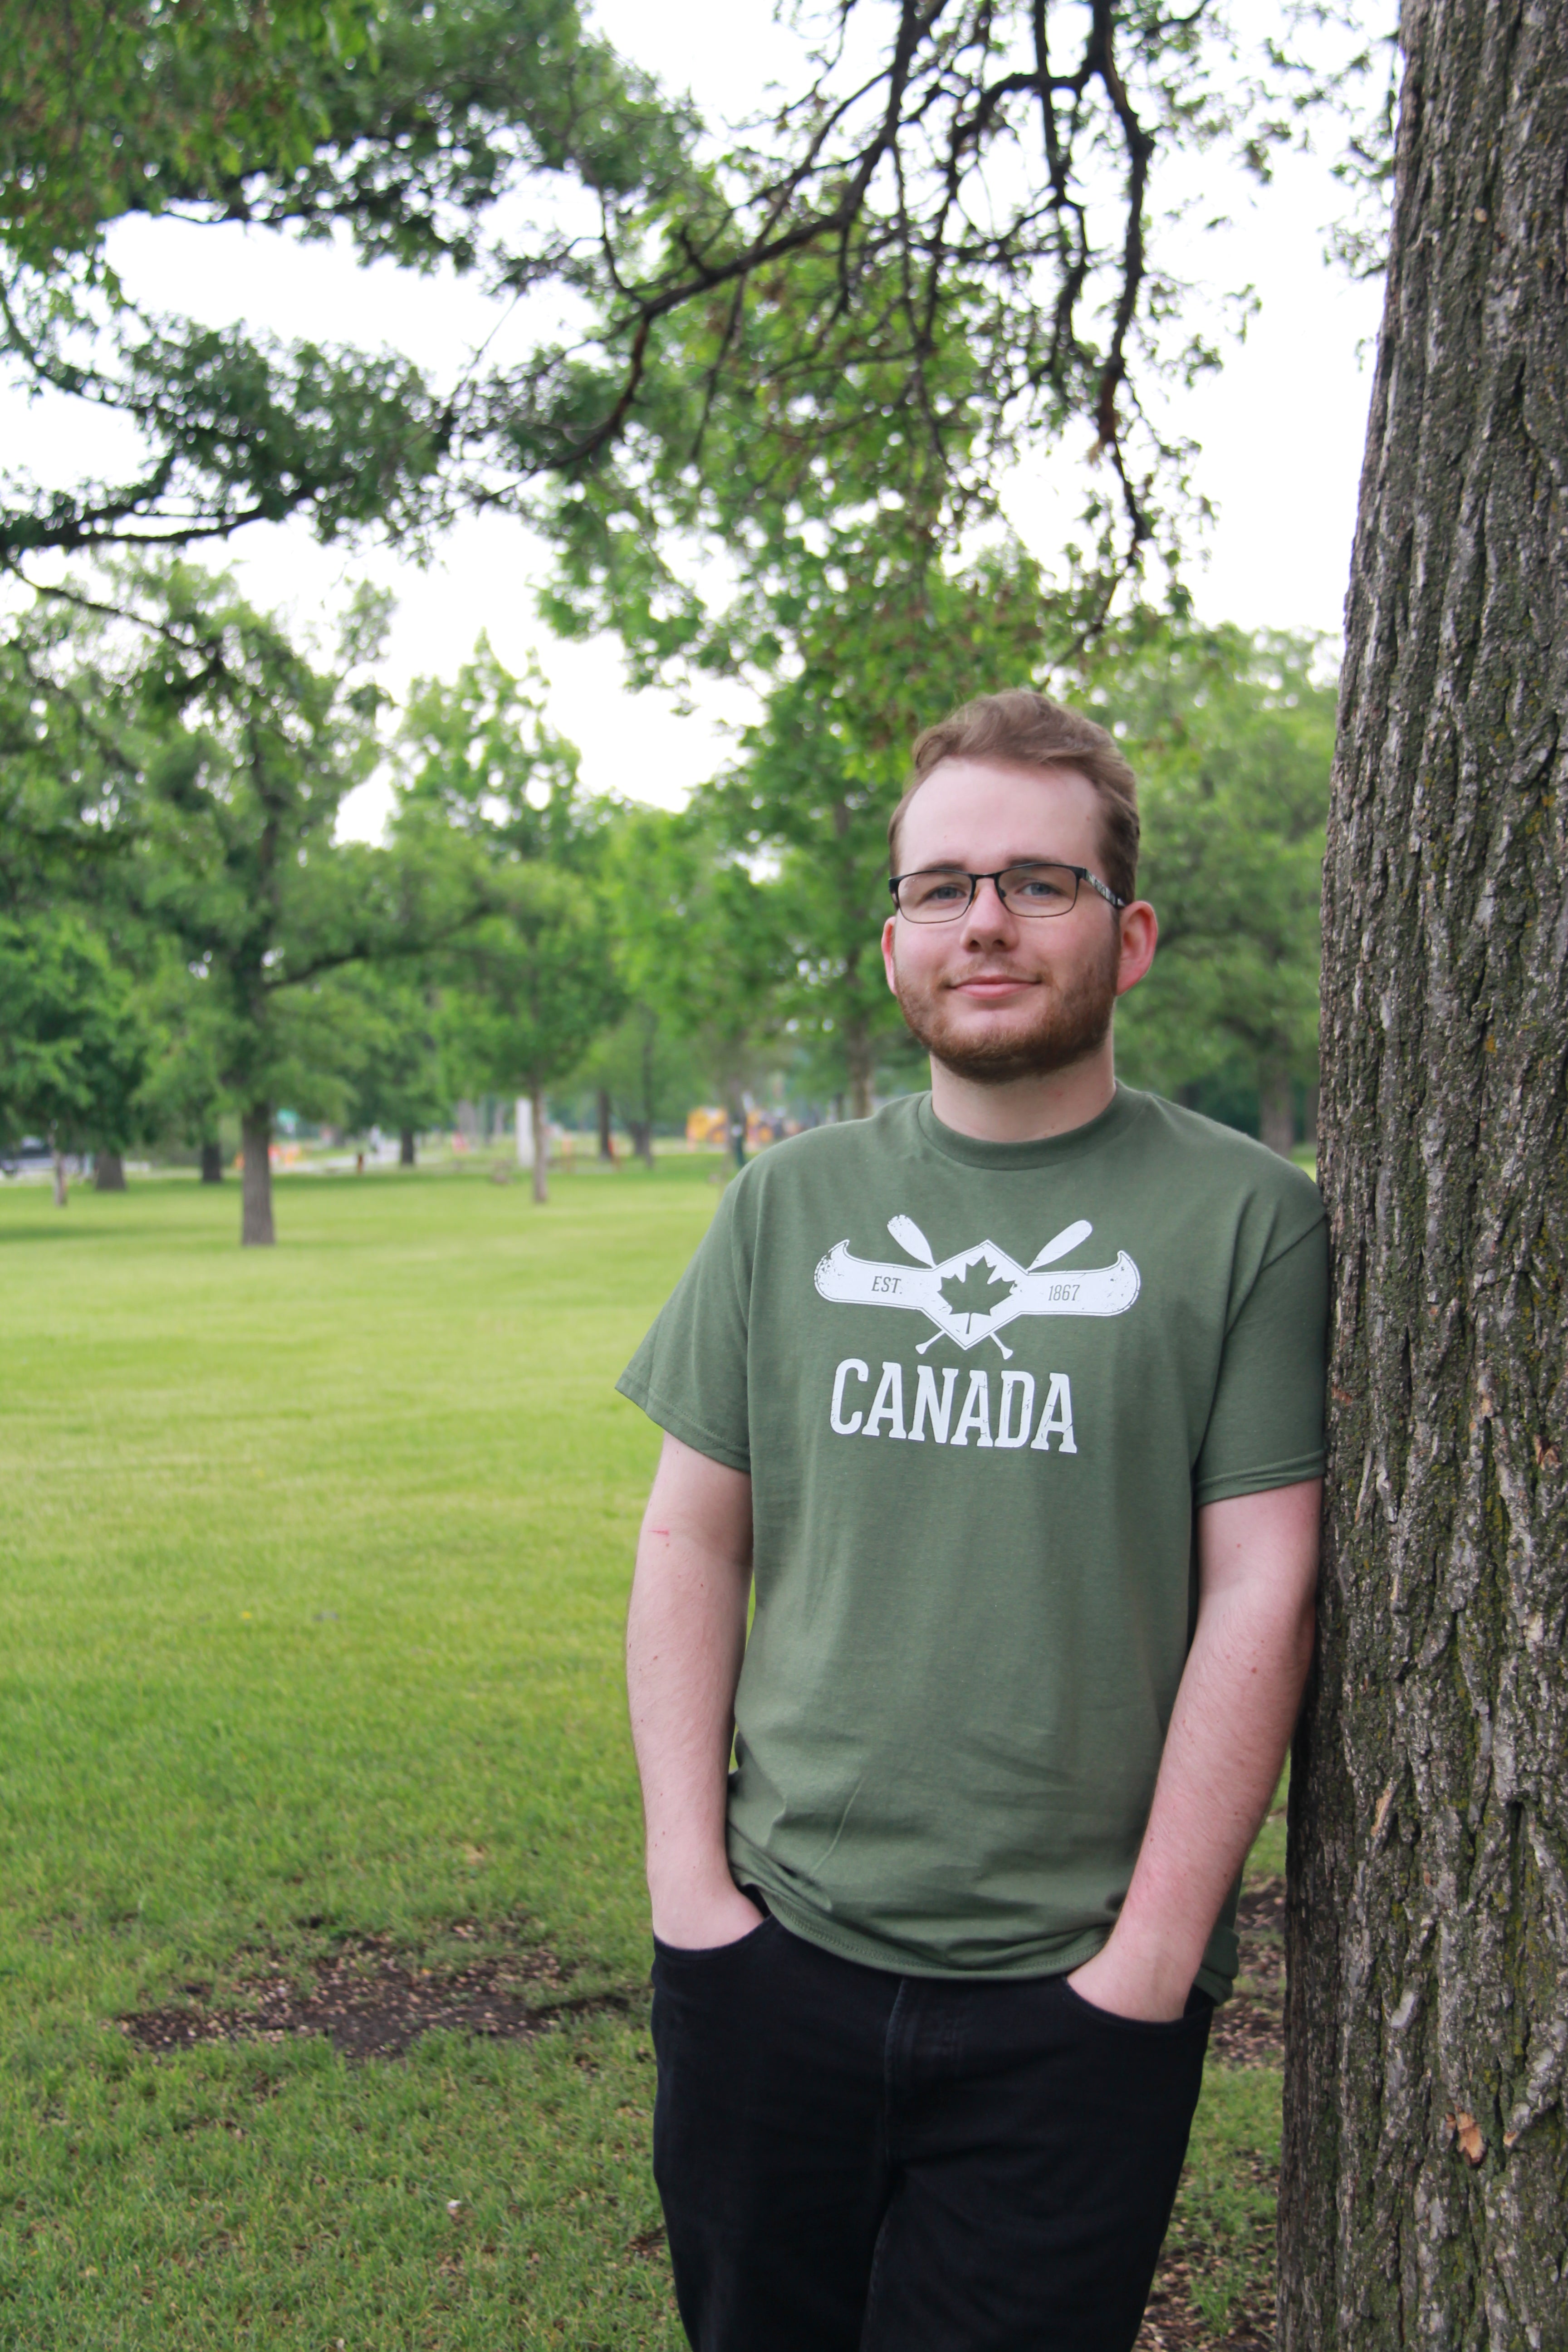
top-left (616, 1178), bottom-right (752, 1472)
top-left (1193, 1217), bottom-right (1328, 1504)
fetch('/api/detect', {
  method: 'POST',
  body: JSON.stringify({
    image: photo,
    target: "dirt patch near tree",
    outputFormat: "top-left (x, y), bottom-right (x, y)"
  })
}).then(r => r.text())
top-left (119, 1925), bottom-right (637, 2062)
top-left (1136, 2249), bottom-right (1275, 2350)
top-left (1209, 1880), bottom-right (1284, 2068)
top-left (1133, 1882), bottom-right (1286, 2346)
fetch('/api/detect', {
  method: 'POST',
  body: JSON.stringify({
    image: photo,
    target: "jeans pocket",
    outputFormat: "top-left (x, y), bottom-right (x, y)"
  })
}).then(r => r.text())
top-left (652, 1917), bottom-right (774, 1968)
top-left (1057, 1977), bottom-right (1213, 2036)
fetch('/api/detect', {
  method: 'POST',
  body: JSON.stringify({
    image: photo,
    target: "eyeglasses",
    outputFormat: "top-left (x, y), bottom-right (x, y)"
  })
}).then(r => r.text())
top-left (888, 862), bottom-right (1127, 923)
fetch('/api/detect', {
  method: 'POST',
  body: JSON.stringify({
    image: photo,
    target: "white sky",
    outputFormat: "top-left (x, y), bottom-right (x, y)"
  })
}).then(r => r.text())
top-left (2, 1), bottom-right (1387, 838)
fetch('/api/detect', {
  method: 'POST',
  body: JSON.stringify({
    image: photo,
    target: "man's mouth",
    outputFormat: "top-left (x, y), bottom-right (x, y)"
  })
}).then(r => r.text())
top-left (946, 972), bottom-right (1038, 999)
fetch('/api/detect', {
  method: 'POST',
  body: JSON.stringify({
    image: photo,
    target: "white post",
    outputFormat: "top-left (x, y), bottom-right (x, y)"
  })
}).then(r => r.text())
top-left (514, 1096), bottom-right (534, 1169)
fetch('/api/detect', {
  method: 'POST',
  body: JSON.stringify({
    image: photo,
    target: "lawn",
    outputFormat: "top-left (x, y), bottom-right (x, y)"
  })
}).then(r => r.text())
top-left (0, 1161), bottom-right (1285, 2349)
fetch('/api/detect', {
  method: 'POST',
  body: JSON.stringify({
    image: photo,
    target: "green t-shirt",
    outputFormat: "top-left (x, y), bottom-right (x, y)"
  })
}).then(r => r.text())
top-left (618, 1086), bottom-right (1327, 1999)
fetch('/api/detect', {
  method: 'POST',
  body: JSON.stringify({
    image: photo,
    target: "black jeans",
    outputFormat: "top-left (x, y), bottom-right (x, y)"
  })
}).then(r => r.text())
top-left (651, 1911), bottom-right (1210, 2352)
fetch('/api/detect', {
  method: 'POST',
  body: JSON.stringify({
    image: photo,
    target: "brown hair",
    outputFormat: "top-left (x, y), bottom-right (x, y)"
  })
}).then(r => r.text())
top-left (888, 688), bottom-right (1140, 905)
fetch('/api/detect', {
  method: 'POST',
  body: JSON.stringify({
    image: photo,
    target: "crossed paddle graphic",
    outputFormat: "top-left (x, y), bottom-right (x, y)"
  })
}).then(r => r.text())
top-left (813, 1215), bottom-right (1141, 1359)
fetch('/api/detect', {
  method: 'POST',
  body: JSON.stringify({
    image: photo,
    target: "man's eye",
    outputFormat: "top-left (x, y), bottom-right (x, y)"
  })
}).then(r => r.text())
top-left (913, 878), bottom-right (965, 904)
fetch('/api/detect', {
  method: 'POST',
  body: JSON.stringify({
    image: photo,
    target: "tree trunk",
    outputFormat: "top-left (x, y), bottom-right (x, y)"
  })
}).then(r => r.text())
top-left (597, 1086), bottom-right (616, 1162)
top-left (638, 1012), bottom-right (658, 1165)
top-left (51, 1148), bottom-right (67, 1209)
top-left (724, 1081), bottom-right (748, 1170)
top-left (530, 1084), bottom-right (549, 1204)
top-left (845, 1018), bottom-right (875, 1120)
top-left (1259, 1062), bottom-right (1296, 1158)
top-left (1281, 6), bottom-right (1568, 2344)
top-left (93, 1150), bottom-right (127, 1191)
top-left (240, 1106), bottom-right (274, 1246)
top-left (399, 1126), bottom-right (416, 1167)
top-left (200, 1140), bottom-right (224, 1184)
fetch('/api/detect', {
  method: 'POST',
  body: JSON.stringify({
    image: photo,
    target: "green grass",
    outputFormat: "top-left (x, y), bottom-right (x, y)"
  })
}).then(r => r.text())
top-left (0, 1162), bottom-right (1282, 2348)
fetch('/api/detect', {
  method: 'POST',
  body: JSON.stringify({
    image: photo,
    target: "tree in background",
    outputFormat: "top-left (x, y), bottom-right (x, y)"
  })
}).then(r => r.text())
top-left (572, 1005), bottom-right (706, 1166)
top-left (0, 594), bottom-right (151, 1198)
top-left (392, 632), bottom-right (626, 1188)
top-left (131, 954), bottom-right (231, 1181)
top-left (0, 911), bottom-right (147, 1205)
top-left (393, 637), bottom-right (595, 870)
top-left (329, 965), bottom-right (448, 1166)
top-left (122, 566), bottom-right (391, 1244)
top-left (444, 868), bottom-right (622, 1203)
top-left (15, 562), bottom-right (479, 1243)
top-left (1094, 623), bottom-right (1336, 1151)
top-left (598, 803), bottom-right (788, 1165)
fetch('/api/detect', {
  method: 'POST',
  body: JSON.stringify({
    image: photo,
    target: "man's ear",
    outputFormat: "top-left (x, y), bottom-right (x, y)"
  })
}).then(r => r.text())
top-left (881, 915), bottom-right (900, 994)
top-left (1114, 901), bottom-right (1159, 998)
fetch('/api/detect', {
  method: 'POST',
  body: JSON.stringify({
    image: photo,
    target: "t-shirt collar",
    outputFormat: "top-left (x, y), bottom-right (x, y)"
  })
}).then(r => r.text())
top-left (913, 1082), bottom-right (1140, 1171)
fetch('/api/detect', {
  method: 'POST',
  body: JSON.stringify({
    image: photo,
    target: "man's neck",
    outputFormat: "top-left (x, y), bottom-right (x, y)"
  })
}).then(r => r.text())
top-left (927, 1041), bottom-right (1117, 1144)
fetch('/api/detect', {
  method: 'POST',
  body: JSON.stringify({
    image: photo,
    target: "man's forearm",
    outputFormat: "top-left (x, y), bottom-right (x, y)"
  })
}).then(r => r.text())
top-left (625, 1436), bottom-right (758, 1944)
top-left (1098, 1585), bottom-right (1312, 2003)
top-left (1071, 1480), bottom-right (1320, 2019)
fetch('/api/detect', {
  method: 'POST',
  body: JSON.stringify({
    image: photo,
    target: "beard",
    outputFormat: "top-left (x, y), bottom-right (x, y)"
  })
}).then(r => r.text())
top-left (892, 934), bottom-right (1121, 1086)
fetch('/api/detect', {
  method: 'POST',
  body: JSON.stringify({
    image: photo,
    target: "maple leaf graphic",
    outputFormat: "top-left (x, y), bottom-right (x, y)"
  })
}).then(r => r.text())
top-left (939, 1258), bottom-right (1015, 1320)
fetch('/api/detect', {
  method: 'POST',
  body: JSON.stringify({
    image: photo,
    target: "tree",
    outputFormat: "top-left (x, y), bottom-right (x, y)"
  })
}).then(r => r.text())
top-left (598, 803), bottom-right (788, 1164)
top-left (444, 868), bottom-right (622, 1203)
top-left (572, 1004), bottom-right (705, 1166)
top-left (1090, 622), bottom-right (1336, 1151)
top-left (131, 949), bottom-right (231, 1179)
top-left (0, 910), bottom-right (147, 1205)
top-left (1280, 8), bottom-right (1568, 2343)
top-left (392, 635), bottom-right (593, 867)
top-left (0, 0), bottom-right (696, 563)
top-left (330, 963), bottom-right (448, 1165)
top-left (15, 560), bottom-right (475, 1242)
top-left (2, 4), bottom-right (1384, 599)
top-left (391, 632), bottom-right (620, 1189)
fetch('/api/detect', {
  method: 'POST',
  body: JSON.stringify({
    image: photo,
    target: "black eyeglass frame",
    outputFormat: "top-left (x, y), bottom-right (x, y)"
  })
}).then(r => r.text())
top-left (887, 862), bottom-right (1127, 922)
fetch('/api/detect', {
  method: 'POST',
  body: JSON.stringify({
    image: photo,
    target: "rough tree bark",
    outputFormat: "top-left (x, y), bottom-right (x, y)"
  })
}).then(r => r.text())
top-left (200, 1140), bottom-right (224, 1184)
top-left (93, 1151), bottom-right (126, 1191)
top-left (240, 1106), bottom-right (274, 1246)
top-left (1281, 5), bottom-right (1568, 2344)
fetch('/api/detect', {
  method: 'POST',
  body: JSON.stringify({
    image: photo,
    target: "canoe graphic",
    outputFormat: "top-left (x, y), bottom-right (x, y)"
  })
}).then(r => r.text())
top-left (813, 1217), bottom-right (1139, 1358)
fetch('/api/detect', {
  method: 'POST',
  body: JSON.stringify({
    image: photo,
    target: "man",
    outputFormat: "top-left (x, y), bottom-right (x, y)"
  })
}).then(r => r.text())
top-left (619, 689), bottom-right (1326, 2352)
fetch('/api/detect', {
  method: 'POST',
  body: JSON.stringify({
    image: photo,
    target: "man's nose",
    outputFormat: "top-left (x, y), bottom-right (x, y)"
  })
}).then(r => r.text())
top-left (962, 876), bottom-right (1016, 936)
